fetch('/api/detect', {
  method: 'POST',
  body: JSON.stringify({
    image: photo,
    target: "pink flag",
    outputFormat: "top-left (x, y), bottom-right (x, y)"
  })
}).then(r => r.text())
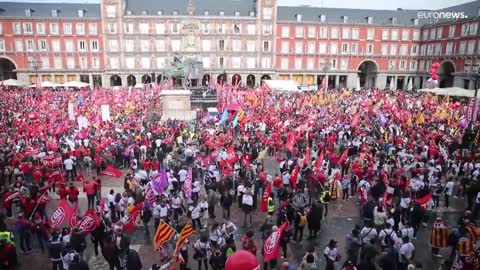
top-left (100, 165), bottom-right (123, 178)
top-left (315, 150), bottom-right (324, 171)
top-left (337, 148), bottom-right (350, 166)
top-left (76, 209), bottom-right (101, 234)
top-left (49, 199), bottom-right (74, 228)
top-left (183, 168), bottom-right (193, 198)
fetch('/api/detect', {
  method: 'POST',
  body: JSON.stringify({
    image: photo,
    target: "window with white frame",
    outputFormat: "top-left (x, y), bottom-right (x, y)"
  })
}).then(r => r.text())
top-left (92, 57), bottom-right (99, 69)
top-left (295, 58), bottom-right (302, 69)
top-left (319, 43), bottom-right (327, 54)
top-left (90, 40), bottom-right (98, 52)
top-left (295, 41), bottom-right (303, 54)
top-left (410, 60), bottom-right (417, 71)
top-left (217, 23), bottom-right (225, 34)
top-left (445, 42), bottom-right (453, 55)
top-left (0, 40), bottom-right (5, 52)
top-left (307, 26), bottom-right (316, 38)
top-left (171, 40), bottom-right (180, 51)
top-left (381, 29), bottom-right (389, 40)
top-left (307, 42), bottom-right (315, 54)
top-left (388, 60), bottom-right (395, 70)
top-left (342, 28), bottom-right (350, 39)
top-left (26, 40), bottom-right (34, 51)
top-left (124, 23), bottom-right (133, 34)
top-left (340, 59), bottom-right (348, 70)
top-left (247, 40), bottom-right (255, 52)
top-left (330, 27), bottom-right (339, 39)
top-left (156, 24), bottom-right (165, 34)
top-left (80, 57), bottom-right (87, 69)
top-left (125, 40), bottom-right (134, 52)
top-left (218, 57), bottom-right (224, 68)
top-left (448, 25), bottom-right (455, 37)
top-left (434, 43), bottom-right (442, 55)
top-left (422, 29), bottom-right (429, 40)
top-left (419, 60), bottom-right (425, 71)
top-left (66, 57), bottom-right (75, 69)
top-left (468, 40), bottom-right (476, 54)
top-left (51, 40), bottom-right (60, 52)
top-left (248, 24), bottom-right (256, 35)
top-left (400, 44), bottom-right (408, 56)
top-left (330, 42), bottom-right (338, 54)
top-left (247, 57), bottom-right (256, 69)
top-left (263, 7), bottom-right (272, 20)
top-left (41, 57), bottom-right (49, 69)
top-left (232, 40), bottom-right (241, 51)
top-left (461, 24), bottom-right (470, 36)
top-left (13, 23), bottom-right (21, 34)
top-left (125, 57), bottom-right (135, 69)
top-left (261, 57), bottom-right (271, 69)
top-left (307, 58), bottom-right (315, 70)
top-left (233, 24), bottom-right (241, 34)
top-left (427, 44), bottom-right (433, 55)
top-left (202, 23), bottom-right (210, 34)
top-left (156, 57), bottom-right (165, 69)
top-left (23, 23), bottom-right (32, 34)
top-left (109, 57), bottom-right (118, 69)
top-left (295, 26), bottom-right (304, 38)
top-left (464, 60), bottom-right (472, 72)
top-left (263, 24), bottom-right (272, 35)
top-left (63, 23), bottom-right (72, 35)
top-left (218, 40), bottom-right (225, 50)
top-left (319, 27), bottom-right (328, 39)
top-left (139, 23), bottom-right (149, 34)
top-left (399, 60), bottom-right (406, 70)
top-left (155, 40), bottom-right (165, 51)
top-left (38, 40), bottom-right (47, 51)
top-left (172, 23), bottom-right (179, 34)
top-left (281, 41), bottom-right (289, 53)
top-left (106, 5), bottom-right (116, 17)
top-left (108, 23), bottom-right (117, 34)
top-left (330, 59), bottom-right (337, 70)
top-left (108, 40), bottom-right (118, 52)
top-left (428, 28), bottom-right (435, 40)
top-left (381, 44), bottom-right (388, 55)
top-left (352, 28), bottom-right (359, 40)
top-left (319, 58), bottom-right (326, 69)
top-left (401, 30), bottom-right (409, 41)
top-left (54, 57), bottom-right (63, 69)
top-left (202, 57), bottom-right (211, 69)
top-left (232, 57), bottom-right (241, 68)
top-left (410, 44), bottom-right (418, 55)
top-left (342, 43), bottom-right (349, 54)
top-left (89, 23), bottom-right (97, 35)
top-left (367, 44), bottom-right (374, 54)
top-left (470, 23), bottom-right (478, 35)
top-left (36, 23), bottom-right (45, 35)
top-left (78, 41), bottom-right (86, 52)
top-left (436, 27), bottom-right (443, 39)
top-left (420, 44), bottom-right (426, 55)
top-left (367, 29), bottom-right (375, 40)
top-left (281, 58), bottom-right (289, 69)
top-left (263, 41), bottom-right (270, 52)
top-left (281, 26), bottom-right (289, 38)
top-left (391, 30), bottom-right (398, 40)
top-left (351, 43), bottom-right (358, 54)
top-left (413, 30), bottom-right (420, 41)
top-left (389, 44), bottom-right (397, 55)
top-left (202, 40), bottom-right (211, 51)
top-left (459, 41), bottom-right (467, 54)
top-left (76, 23), bottom-right (85, 35)
top-left (10, 39), bottom-right (22, 53)
top-left (140, 40), bottom-right (150, 52)
top-left (141, 57), bottom-right (150, 69)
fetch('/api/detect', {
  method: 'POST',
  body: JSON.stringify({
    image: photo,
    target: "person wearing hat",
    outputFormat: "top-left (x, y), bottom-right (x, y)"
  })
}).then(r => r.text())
top-left (324, 239), bottom-right (340, 270)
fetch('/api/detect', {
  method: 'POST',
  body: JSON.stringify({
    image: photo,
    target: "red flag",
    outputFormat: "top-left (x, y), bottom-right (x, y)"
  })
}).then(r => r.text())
top-left (315, 150), bottom-right (324, 170)
top-left (263, 222), bottom-right (289, 262)
top-left (415, 191), bottom-right (432, 210)
top-left (124, 202), bottom-right (144, 233)
top-left (100, 165), bottom-right (123, 178)
top-left (76, 209), bottom-right (101, 234)
top-left (5, 191), bottom-right (22, 202)
top-left (290, 165), bottom-right (300, 190)
top-left (70, 201), bottom-right (79, 227)
top-left (37, 192), bottom-right (52, 204)
top-left (303, 148), bottom-right (311, 166)
top-left (260, 182), bottom-right (272, 212)
top-left (285, 133), bottom-right (296, 153)
top-left (337, 148), bottom-right (350, 166)
top-left (49, 199), bottom-right (73, 228)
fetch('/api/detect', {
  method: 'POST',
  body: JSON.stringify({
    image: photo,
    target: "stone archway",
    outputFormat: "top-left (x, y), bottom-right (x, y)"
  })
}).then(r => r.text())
top-left (142, 74), bottom-right (151, 84)
top-left (0, 57), bottom-right (17, 80)
top-left (232, 74), bottom-right (241, 86)
top-left (156, 74), bottom-right (165, 84)
top-left (246, 74), bottom-right (255, 88)
top-left (217, 74), bottom-right (227, 85)
top-left (202, 74), bottom-right (210, 86)
top-left (110, 75), bottom-right (122, 86)
top-left (357, 60), bottom-right (378, 89)
top-left (261, 74), bottom-right (271, 82)
top-left (127, 75), bottom-right (136, 87)
top-left (438, 60), bottom-right (455, 88)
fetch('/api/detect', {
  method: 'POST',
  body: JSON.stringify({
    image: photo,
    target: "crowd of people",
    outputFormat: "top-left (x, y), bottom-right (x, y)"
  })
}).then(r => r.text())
top-left (0, 83), bottom-right (478, 270)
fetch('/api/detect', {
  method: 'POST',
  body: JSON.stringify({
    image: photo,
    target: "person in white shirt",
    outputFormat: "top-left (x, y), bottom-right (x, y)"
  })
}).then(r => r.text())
top-left (241, 189), bottom-right (254, 227)
top-left (63, 157), bottom-right (74, 181)
top-left (401, 222), bottom-right (415, 240)
top-left (222, 219), bottom-right (237, 240)
top-left (282, 171), bottom-right (291, 187)
top-left (444, 178), bottom-right (454, 208)
top-left (360, 223), bottom-right (378, 244)
top-left (399, 236), bottom-right (415, 266)
top-left (324, 239), bottom-right (339, 270)
top-left (189, 202), bottom-right (202, 230)
top-left (379, 223), bottom-right (397, 249)
top-left (178, 167), bottom-right (188, 183)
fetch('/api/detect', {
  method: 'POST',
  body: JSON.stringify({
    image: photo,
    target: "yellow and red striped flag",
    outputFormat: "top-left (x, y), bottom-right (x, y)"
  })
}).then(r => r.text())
top-left (153, 220), bottom-right (177, 250)
top-left (171, 223), bottom-right (195, 264)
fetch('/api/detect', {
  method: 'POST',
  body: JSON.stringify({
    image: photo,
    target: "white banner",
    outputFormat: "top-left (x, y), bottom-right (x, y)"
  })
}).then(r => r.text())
top-left (101, 105), bottom-right (111, 122)
top-left (68, 103), bottom-right (75, 121)
top-left (77, 116), bottom-right (90, 129)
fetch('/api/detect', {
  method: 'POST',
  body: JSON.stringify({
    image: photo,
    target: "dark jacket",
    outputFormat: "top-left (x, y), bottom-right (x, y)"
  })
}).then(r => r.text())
top-left (47, 239), bottom-right (64, 261)
top-left (126, 248), bottom-right (142, 270)
top-left (70, 231), bottom-right (87, 253)
top-left (69, 260), bottom-right (89, 270)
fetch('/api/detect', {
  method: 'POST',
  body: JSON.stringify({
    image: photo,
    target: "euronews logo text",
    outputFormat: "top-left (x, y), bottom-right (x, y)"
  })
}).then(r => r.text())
top-left (417, 11), bottom-right (468, 19)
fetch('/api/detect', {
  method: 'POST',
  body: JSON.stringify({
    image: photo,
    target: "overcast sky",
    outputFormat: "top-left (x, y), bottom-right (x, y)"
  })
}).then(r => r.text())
top-left (1, 0), bottom-right (474, 10)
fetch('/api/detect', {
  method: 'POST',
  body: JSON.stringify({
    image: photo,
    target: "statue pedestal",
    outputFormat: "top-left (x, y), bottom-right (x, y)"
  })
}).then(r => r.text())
top-left (160, 90), bottom-right (196, 121)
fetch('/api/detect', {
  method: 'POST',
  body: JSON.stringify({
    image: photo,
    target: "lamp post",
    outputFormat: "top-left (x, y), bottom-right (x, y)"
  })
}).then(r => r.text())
top-left (470, 73), bottom-right (480, 123)
top-left (28, 57), bottom-right (42, 85)
top-left (320, 61), bottom-right (331, 90)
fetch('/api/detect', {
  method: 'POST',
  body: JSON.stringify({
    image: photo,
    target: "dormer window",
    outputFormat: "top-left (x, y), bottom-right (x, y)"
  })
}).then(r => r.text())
top-left (343, 16), bottom-right (348, 24)
top-left (296, 14), bottom-right (302, 22)
top-left (249, 11), bottom-right (255, 17)
top-left (367, 16), bottom-right (373, 24)
top-left (52, 9), bottom-right (58, 17)
top-left (157, 10), bottom-right (163, 15)
top-left (141, 10), bottom-right (148, 15)
top-left (126, 10), bottom-right (132, 15)
top-left (413, 18), bottom-right (419, 25)
top-left (320, 14), bottom-right (326, 22)
top-left (25, 9), bottom-right (31, 17)
top-left (204, 10), bottom-right (209, 16)
top-left (78, 10), bottom-right (84, 18)
top-left (235, 11), bottom-right (240, 16)
top-left (172, 10), bottom-right (178, 15)
top-left (392, 17), bottom-right (398, 25)
top-left (219, 10), bottom-right (224, 16)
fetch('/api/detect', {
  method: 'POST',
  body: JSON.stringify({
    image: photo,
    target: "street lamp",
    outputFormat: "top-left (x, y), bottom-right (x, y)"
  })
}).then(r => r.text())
top-left (320, 61), bottom-right (331, 89)
top-left (28, 57), bottom-right (42, 85)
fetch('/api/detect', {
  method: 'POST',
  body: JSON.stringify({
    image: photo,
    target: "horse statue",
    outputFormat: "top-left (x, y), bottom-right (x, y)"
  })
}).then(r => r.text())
top-left (161, 54), bottom-right (201, 88)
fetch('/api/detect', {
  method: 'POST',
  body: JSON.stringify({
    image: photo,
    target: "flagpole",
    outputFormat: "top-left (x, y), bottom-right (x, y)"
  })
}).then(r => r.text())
top-left (29, 189), bottom-right (48, 220)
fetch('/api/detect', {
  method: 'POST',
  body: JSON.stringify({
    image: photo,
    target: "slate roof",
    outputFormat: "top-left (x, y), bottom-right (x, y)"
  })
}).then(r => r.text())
top-left (124, 0), bottom-right (257, 16)
top-left (0, 2), bottom-right (101, 19)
